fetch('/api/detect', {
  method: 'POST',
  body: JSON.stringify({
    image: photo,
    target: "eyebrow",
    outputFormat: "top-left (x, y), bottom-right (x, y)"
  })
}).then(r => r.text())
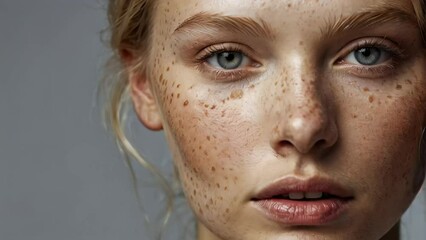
top-left (173, 6), bottom-right (418, 42)
top-left (321, 5), bottom-right (418, 38)
top-left (173, 12), bottom-right (274, 40)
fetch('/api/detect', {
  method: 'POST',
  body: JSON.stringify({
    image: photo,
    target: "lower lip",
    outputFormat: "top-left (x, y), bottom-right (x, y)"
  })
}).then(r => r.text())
top-left (252, 198), bottom-right (351, 226)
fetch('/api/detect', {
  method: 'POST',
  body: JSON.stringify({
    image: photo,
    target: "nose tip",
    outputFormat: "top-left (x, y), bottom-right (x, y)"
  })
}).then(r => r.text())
top-left (272, 106), bottom-right (338, 156)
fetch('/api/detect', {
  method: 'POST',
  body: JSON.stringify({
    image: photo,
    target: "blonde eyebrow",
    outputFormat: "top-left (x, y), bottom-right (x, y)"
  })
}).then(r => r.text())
top-left (322, 5), bottom-right (418, 38)
top-left (173, 12), bottom-right (275, 40)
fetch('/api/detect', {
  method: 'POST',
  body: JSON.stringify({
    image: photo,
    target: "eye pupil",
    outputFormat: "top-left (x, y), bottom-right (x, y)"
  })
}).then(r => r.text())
top-left (217, 51), bottom-right (243, 69)
top-left (359, 48), bottom-right (371, 57)
top-left (224, 52), bottom-right (235, 61)
top-left (354, 47), bottom-right (381, 65)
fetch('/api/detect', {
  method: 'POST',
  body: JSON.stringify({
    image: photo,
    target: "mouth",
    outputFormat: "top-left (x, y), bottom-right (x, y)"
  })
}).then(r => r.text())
top-left (251, 176), bottom-right (354, 226)
top-left (269, 192), bottom-right (340, 200)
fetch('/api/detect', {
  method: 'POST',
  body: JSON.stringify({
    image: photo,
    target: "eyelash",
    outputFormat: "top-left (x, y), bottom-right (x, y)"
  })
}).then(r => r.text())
top-left (335, 38), bottom-right (405, 78)
top-left (195, 43), bottom-right (261, 82)
top-left (195, 39), bottom-right (405, 81)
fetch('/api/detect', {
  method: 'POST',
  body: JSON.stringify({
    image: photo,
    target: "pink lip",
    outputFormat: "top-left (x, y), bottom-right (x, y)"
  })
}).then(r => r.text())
top-left (251, 176), bottom-right (354, 226)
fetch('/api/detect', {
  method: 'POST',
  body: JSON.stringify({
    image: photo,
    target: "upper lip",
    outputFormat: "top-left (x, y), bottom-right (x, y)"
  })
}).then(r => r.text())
top-left (252, 176), bottom-right (354, 200)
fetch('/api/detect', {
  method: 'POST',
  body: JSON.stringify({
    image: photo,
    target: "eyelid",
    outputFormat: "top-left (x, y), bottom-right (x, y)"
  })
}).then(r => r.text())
top-left (335, 37), bottom-right (406, 64)
top-left (195, 42), bottom-right (260, 63)
top-left (333, 37), bottom-right (406, 78)
top-left (195, 43), bottom-right (263, 82)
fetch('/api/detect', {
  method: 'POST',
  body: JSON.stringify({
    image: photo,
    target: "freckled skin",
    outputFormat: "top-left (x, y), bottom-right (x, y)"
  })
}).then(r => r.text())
top-left (132, 0), bottom-right (426, 240)
top-left (229, 89), bottom-right (244, 99)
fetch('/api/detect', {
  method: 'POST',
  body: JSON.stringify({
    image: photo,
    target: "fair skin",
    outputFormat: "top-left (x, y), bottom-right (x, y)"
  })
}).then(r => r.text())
top-left (125, 0), bottom-right (426, 239)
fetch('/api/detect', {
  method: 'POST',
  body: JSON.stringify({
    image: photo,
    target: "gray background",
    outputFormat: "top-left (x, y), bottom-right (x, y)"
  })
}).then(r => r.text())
top-left (0, 1), bottom-right (425, 240)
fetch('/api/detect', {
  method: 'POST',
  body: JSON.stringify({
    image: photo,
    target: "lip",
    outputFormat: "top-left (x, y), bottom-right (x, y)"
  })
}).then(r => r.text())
top-left (251, 176), bottom-right (354, 226)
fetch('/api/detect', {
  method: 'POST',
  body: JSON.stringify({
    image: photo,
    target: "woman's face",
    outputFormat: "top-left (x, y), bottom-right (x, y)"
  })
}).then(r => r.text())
top-left (131, 0), bottom-right (426, 239)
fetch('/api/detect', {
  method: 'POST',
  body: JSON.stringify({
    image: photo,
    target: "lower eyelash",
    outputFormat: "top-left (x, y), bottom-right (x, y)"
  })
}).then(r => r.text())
top-left (347, 63), bottom-right (397, 78)
top-left (197, 62), bottom-right (253, 82)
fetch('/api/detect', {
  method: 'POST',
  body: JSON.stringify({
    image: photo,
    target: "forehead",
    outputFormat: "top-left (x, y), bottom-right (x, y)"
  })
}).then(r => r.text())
top-left (154, 0), bottom-right (416, 38)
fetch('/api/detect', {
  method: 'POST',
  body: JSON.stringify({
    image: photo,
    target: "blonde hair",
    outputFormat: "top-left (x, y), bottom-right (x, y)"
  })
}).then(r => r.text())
top-left (101, 0), bottom-right (425, 238)
top-left (101, 0), bottom-right (178, 237)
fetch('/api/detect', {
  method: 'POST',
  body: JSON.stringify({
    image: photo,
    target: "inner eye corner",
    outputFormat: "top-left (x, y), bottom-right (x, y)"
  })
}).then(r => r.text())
top-left (332, 57), bottom-right (345, 65)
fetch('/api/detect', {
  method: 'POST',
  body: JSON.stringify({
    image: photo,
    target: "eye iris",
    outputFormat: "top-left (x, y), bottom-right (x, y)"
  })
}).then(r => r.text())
top-left (354, 47), bottom-right (381, 65)
top-left (217, 51), bottom-right (243, 69)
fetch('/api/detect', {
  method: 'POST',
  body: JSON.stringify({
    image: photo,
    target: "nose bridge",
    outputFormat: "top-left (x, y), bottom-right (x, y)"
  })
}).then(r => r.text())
top-left (279, 52), bottom-right (323, 120)
top-left (269, 52), bottom-right (337, 155)
top-left (289, 72), bottom-right (322, 122)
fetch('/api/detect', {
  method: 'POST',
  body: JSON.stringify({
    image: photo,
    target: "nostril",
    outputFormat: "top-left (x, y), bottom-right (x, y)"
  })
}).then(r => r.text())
top-left (315, 139), bottom-right (327, 148)
top-left (276, 138), bottom-right (328, 156)
top-left (278, 140), bottom-right (293, 148)
top-left (275, 140), bottom-right (294, 157)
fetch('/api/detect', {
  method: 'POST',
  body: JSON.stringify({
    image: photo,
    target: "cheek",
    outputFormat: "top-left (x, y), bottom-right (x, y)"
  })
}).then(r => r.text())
top-left (158, 83), bottom-right (268, 228)
top-left (166, 107), bottom-right (243, 224)
top-left (156, 82), bottom-right (253, 222)
top-left (347, 89), bottom-right (424, 200)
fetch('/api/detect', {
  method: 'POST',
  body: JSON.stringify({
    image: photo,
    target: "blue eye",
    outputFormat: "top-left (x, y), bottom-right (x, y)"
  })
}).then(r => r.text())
top-left (206, 51), bottom-right (249, 70)
top-left (345, 47), bottom-right (391, 66)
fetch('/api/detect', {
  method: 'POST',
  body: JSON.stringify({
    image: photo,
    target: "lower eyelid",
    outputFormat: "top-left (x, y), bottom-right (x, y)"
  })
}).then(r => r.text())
top-left (199, 62), bottom-right (263, 82)
top-left (337, 61), bottom-right (398, 78)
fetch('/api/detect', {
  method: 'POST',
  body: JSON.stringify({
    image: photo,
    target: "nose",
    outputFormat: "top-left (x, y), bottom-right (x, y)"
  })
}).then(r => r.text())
top-left (270, 61), bottom-right (338, 156)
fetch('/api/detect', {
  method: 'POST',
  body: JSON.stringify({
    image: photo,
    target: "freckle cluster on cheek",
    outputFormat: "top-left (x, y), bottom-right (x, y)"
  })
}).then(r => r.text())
top-left (157, 85), bottom-right (246, 224)
top-left (174, 143), bottom-right (241, 223)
